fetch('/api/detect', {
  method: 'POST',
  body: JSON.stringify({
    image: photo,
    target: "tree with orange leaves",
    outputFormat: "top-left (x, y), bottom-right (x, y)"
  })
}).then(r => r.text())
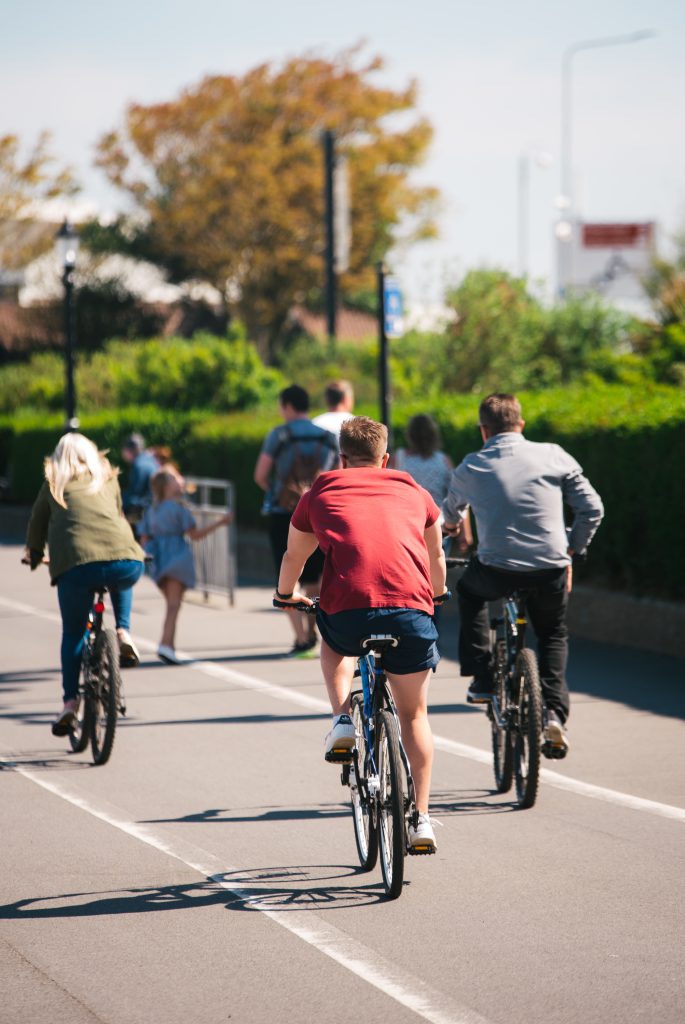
top-left (93, 47), bottom-right (438, 359)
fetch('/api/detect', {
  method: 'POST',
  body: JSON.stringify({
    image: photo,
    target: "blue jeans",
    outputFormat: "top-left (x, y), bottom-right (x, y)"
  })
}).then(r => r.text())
top-left (56, 560), bottom-right (144, 702)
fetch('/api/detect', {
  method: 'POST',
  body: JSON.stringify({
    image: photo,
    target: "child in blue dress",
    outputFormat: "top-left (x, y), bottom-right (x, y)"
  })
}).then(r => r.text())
top-left (140, 470), bottom-right (231, 663)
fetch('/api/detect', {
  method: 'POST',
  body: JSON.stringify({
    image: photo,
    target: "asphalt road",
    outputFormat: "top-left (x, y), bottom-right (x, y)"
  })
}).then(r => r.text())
top-left (1, 543), bottom-right (684, 1024)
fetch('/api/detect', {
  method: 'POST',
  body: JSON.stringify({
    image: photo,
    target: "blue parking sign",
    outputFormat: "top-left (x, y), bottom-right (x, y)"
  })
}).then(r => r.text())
top-left (384, 276), bottom-right (404, 339)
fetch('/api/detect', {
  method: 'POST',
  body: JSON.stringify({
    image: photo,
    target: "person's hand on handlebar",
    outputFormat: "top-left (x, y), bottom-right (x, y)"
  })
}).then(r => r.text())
top-left (273, 589), bottom-right (314, 608)
top-left (22, 547), bottom-right (45, 569)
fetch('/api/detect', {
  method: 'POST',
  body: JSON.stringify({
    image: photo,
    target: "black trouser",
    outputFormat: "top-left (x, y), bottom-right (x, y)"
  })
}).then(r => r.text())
top-left (457, 558), bottom-right (570, 722)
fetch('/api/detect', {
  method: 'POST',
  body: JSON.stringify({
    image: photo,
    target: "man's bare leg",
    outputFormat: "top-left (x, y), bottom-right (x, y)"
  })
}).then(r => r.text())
top-left (386, 669), bottom-right (433, 814)
top-left (320, 639), bottom-right (355, 716)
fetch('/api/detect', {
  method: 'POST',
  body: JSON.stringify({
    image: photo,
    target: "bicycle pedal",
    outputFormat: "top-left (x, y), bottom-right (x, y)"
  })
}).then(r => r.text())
top-left (408, 844), bottom-right (436, 856)
top-left (542, 741), bottom-right (567, 760)
top-left (325, 747), bottom-right (355, 764)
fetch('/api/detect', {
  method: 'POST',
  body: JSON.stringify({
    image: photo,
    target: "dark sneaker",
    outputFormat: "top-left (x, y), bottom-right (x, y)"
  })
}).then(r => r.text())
top-left (543, 709), bottom-right (569, 756)
top-left (467, 677), bottom-right (494, 704)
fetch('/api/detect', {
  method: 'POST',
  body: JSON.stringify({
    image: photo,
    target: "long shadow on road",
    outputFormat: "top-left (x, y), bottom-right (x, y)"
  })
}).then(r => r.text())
top-left (0, 865), bottom-right (385, 919)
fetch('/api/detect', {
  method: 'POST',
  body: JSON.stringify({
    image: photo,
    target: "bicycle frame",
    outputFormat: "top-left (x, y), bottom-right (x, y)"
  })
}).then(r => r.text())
top-left (354, 648), bottom-right (417, 830)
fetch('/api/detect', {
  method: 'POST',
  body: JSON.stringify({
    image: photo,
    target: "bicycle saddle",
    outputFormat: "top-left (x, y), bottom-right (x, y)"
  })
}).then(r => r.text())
top-left (361, 634), bottom-right (400, 652)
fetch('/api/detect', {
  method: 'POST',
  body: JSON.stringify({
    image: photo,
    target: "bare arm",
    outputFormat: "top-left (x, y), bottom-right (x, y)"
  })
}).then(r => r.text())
top-left (276, 523), bottom-right (319, 602)
top-left (254, 452), bottom-right (273, 492)
top-left (424, 519), bottom-right (447, 597)
top-left (185, 512), bottom-right (231, 541)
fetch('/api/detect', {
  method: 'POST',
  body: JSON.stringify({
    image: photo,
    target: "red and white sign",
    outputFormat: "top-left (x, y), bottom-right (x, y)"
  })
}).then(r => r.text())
top-left (581, 222), bottom-right (654, 249)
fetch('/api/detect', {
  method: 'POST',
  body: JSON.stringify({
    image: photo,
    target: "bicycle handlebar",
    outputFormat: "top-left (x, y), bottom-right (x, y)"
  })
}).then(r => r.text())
top-left (445, 557), bottom-right (469, 569)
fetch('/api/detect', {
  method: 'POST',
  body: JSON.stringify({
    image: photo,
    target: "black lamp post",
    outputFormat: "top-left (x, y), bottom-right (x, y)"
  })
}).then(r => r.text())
top-left (55, 219), bottom-right (80, 431)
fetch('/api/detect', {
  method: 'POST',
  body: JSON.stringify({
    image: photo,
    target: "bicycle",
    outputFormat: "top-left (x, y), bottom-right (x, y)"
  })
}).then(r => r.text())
top-left (66, 587), bottom-right (123, 766)
top-left (447, 558), bottom-right (563, 810)
top-left (274, 596), bottom-right (439, 900)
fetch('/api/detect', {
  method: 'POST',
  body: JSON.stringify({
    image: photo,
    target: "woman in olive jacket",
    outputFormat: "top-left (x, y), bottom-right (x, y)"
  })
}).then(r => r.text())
top-left (25, 432), bottom-right (145, 736)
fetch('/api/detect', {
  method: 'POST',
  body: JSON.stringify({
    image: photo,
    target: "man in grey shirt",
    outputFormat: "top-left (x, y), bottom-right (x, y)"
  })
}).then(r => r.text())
top-left (443, 393), bottom-right (604, 754)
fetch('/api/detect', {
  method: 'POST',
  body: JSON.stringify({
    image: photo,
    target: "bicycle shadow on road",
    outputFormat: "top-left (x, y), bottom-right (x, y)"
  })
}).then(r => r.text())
top-left (428, 788), bottom-right (519, 816)
top-left (1, 751), bottom-right (91, 772)
top-left (139, 802), bottom-right (350, 825)
top-left (0, 865), bottom-right (385, 919)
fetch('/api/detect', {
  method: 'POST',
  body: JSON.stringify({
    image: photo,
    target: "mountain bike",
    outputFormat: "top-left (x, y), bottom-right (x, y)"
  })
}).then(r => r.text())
top-left (67, 587), bottom-right (123, 766)
top-left (448, 558), bottom-right (562, 810)
top-left (274, 597), bottom-right (437, 900)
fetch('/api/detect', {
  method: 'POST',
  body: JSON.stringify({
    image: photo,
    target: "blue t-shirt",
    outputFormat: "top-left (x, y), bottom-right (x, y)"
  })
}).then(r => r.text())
top-left (261, 419), bottom-right (338, 514)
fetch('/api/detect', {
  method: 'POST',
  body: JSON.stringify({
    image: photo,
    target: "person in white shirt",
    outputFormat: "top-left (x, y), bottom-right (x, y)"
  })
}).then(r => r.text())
top-left (312, 380), bottom-right (355, 441)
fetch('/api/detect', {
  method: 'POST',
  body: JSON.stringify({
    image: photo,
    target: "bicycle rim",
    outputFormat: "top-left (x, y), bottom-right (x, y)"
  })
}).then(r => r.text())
top-left (491, 665), bottom-right (513, 794)
top-left (349, 695), bottom-right (378, 871)
top-left (513, 648), bottom-right (542, 809)
top-left (90, 629), bottom-right (120, 766)
top-left (377, 710), bottom-right (406, 900)
top-left (68, 662), bottom-right (91, 754)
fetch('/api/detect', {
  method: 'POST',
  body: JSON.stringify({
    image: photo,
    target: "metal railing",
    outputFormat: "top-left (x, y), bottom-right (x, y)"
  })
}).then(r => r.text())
top-left (184, 476), bottom-right (237, 605)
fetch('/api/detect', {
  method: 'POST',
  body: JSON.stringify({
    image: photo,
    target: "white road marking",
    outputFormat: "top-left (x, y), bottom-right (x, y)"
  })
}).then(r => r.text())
top-left (3, 763), bottom-right (490, 1024)
top-left (2, 593), bottom-right (684, 827)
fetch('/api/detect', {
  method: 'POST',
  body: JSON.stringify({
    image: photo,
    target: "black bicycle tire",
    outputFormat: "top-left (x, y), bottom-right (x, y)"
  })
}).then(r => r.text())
top-left (90, 628), bottom-right (120, 766)
top-left (491, 646), bottom-right (513, 793)
top-left (349, 694), bottom-right (378, 871)
top-left (513, 648), bottom-right (543, 809)
top-left (377, 710), bottom-right (406, 900)
top-left (68, 652), bottom-right (91, 754)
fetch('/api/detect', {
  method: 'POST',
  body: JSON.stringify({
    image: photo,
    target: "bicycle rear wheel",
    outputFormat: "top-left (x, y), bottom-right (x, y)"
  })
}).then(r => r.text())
top-left (68, 643), bottom-right (93, 754)
top-left (512, 648), bottom-right (542, 809)
top-left (377, 710), bottom-right (406, 900)
top-left (349, 694), bottom-right (378, 871)
top-left (90, 629), bottom-right (120, 766)
top-left (490, 656), bottom-right (513, 794)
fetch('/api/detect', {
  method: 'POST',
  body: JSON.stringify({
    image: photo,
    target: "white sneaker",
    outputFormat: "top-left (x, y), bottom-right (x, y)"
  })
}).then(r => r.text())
top-left (408, 813), bottom-right (437, 852)
top-left (324, 714), bottom-right (356, 757)
top-left (117, 629), bottom-right (140, 668)
top-left (158, 644), bottom-right (182, 665)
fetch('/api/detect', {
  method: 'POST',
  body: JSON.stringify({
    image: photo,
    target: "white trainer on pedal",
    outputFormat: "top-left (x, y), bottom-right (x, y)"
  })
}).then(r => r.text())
top-left (408, 813), bottom-right (437, 852)
top-left (324, 714), bottom-right (356, 757)
top-left (544, 709), bottom-right (569, 753)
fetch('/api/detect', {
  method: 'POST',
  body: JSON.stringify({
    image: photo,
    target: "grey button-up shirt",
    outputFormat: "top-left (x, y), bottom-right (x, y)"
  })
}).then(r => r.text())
top-left (442, 432), bottom-right (604, 571)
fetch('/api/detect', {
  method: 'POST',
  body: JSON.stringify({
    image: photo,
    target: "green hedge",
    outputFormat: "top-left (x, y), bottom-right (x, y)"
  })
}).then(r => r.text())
top-left (2, 384), bottom-right (684, 599)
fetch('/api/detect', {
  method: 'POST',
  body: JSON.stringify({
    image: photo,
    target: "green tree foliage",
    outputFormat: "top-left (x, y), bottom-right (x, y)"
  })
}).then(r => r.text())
top-left (93, 46), bottom-right (438, 358)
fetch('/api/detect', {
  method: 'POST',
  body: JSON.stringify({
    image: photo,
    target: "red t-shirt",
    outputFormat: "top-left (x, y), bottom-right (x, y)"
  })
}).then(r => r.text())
top-left (290, 468), bottom-right (440, 615)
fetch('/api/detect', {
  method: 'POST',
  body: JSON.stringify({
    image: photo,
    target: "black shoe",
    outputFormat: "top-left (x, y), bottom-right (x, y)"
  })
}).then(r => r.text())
top-left (466, 677), bottom-right (494, 704)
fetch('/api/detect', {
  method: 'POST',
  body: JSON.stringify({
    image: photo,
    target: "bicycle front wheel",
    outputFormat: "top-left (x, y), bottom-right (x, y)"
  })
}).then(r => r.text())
top-left (349, 694), bottom-right (378, 871)
top-left (376, 710), bottom-right (406, 900)
top-left (90, 629), bottom-right (120, 766)
top-left (512, 648), bottom-right (543, 809)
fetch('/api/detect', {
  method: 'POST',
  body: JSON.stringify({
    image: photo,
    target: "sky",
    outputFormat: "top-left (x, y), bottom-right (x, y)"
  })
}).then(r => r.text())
top-left (2, 0), bottom-right (684, 308)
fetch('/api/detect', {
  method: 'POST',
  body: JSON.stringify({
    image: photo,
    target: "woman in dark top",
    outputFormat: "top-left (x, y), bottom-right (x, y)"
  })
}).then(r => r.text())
top-left (25, 433), bottom-right (145, 736)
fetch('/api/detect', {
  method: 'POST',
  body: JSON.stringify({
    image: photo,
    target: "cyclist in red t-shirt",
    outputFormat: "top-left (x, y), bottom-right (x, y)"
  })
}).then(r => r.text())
top-left (275, 417), bottom-right (447, 850)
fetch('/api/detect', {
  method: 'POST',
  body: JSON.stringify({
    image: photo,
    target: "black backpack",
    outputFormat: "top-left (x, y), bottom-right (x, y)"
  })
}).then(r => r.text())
top-left (274, 426), bottom-right (337, 512)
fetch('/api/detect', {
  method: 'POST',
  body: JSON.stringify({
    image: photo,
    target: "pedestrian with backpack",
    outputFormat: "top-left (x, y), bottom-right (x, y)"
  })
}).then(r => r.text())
top-left (254, 385), bottom-right (339, 657)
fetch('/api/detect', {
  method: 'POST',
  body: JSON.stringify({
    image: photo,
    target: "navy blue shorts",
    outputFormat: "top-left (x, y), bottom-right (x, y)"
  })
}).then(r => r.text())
top-left (316, 607), bottom-right (440, 675)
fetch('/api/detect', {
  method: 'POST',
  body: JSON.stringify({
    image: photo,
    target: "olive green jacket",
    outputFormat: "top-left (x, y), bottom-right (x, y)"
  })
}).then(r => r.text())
top-left (26, 476), bottom-right (145, 584)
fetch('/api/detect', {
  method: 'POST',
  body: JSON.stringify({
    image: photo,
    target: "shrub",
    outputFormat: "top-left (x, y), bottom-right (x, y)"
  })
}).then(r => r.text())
top-left (4, 384), bottom-right (685, 600)
top-left (0, 327), bottom-right (284, 415)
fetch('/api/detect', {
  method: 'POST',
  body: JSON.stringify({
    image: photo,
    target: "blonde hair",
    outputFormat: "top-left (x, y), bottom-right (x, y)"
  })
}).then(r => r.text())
top-left (150, 469), bottom-right (178, 504)
top-left (44, 432), bottom-right (116, 508)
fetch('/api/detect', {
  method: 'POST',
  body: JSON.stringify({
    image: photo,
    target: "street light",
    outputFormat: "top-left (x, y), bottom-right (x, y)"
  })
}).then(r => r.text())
top-left (517, 148), bottom-right (552, 277)
top-left (55, 219), bottom-right (80, 431)
top-left (558, 29), bottom-right (655, 293)
top-left (560, 30), bottom-right (655, 214)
